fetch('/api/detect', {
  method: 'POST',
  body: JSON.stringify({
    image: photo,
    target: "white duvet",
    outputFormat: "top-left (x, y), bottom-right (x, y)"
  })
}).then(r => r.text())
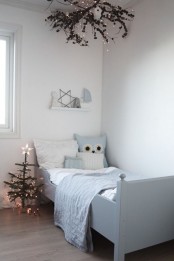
top-left (47, 166), bottom-right (144, 201)
top-left (47, 167), bottom-right (117, 201)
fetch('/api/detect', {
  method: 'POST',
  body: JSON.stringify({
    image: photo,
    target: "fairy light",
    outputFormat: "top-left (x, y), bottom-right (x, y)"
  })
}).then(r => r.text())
top-left (46, 0), bottom-right (134, 46)
top-left (27, 207), bottom-right (32, 214)
top-left (4, 143), bottom-right (43, 214)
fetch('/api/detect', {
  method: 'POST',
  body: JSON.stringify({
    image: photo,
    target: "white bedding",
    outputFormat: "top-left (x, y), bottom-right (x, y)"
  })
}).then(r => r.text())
top-left (48, 167), bottom-right (115, 185)
top-left (46, 167), bottom-right (143, 201)
top-left (54, 167), bottom-right (121, 251)
top-left (47, 167), bottom-right (117, 200)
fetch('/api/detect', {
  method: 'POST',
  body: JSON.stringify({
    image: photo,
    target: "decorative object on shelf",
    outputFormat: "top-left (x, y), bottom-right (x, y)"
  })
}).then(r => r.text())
top-left (51, 89), bottom-right (80, 108)
top-left (4, 144), bottom-right (43, 213)
top-left (45, 0), bottom-right (134, 46)
top-left (50, 88), bottom-right (92, 110)
top-left (80, 88), bottom-right (92, 109)
top-left (82, 88), bottom-right (92, 103)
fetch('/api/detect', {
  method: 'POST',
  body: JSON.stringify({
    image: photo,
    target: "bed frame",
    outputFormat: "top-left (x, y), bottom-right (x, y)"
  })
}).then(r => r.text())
top-left (37, 168), bottom-right (174, 261)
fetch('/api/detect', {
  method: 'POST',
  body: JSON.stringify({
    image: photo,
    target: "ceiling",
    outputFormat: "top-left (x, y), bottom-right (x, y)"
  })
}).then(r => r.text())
top-left (0, 0), bottom-right (49, 12)
top-left (0, 0), bottom-right (136, 12)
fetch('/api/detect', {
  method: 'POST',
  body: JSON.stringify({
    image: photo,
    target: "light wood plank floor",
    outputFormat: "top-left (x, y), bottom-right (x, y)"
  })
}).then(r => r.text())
top-left (0, 203), bottom-right (174, 261)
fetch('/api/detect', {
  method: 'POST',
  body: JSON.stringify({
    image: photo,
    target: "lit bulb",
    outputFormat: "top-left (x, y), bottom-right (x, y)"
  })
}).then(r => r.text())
top-left (21, 144), bottom-right (33, 155)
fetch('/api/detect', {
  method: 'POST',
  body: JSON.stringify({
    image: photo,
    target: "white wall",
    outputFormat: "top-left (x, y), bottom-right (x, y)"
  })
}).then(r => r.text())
top-left (102, 0), bottom-right (174, 177)
top-left (0, 4), bottom-right (103, 208)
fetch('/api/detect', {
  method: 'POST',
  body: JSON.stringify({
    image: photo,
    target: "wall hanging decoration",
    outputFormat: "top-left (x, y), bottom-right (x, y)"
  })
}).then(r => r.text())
top-left (51, 88), bottom-right (92, 110)
top-left (45, 0), bottom-right (134, 46)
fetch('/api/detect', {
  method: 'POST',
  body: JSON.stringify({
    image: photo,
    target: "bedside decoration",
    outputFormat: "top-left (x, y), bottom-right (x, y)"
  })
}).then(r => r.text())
top-left (4, 144), bottom-right (43, 213)
top-left (50, 88), bottom-right (92, 110)
top-left (45, 0), bottom-right (134, 46)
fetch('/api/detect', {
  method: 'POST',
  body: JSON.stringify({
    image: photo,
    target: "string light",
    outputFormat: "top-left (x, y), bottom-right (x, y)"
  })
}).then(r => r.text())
top-left (4, 144), bottom-right (43, 214)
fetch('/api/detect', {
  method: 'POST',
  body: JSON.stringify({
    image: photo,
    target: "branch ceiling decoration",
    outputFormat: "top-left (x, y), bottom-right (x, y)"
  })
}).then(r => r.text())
top-left (45, 0), bottom-right (134, 46)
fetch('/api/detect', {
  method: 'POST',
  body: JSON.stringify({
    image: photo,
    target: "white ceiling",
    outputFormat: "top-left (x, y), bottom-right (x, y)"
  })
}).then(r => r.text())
top-left (0, 0), bottom-right (136, 12)
top-left (0, 0), bottom-right (49, 12)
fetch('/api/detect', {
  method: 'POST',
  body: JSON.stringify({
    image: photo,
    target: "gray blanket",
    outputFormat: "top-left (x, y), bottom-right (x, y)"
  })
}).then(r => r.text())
top-left (54, 168), bottom-right (122, 252)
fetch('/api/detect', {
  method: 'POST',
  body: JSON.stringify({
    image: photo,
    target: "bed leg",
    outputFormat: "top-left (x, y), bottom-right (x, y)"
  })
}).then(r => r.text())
top-left (114, 244), bottom-right (125, 261)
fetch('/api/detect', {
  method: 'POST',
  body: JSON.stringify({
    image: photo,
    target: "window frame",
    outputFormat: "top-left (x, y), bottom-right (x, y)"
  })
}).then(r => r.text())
top-left (0, 22), bottom-right (21, 138)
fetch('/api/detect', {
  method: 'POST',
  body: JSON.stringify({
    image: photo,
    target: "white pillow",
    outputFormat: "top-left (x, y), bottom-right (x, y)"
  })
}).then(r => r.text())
top-left (34, 139), bottom-right (78, 169)
top-left (77, 152), bottom-right (104, 170)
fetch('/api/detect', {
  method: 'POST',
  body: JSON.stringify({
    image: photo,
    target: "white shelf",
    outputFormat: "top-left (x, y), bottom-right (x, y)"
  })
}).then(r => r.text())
top-left (50, 106), bottom-right (90, 112)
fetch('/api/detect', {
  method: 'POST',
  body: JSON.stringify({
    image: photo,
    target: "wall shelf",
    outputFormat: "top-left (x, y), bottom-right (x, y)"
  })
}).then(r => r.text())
top-left (50, 106), bottom-right (90, 112)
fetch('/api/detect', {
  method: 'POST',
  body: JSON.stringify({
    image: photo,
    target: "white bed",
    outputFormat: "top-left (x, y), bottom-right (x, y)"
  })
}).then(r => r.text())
top-left (36, 166), bottom-right (174, 261)
top-left (34, 137), bottom-right (174, 260)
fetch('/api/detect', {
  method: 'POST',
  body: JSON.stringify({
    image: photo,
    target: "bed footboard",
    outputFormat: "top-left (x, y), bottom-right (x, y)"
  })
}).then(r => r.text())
top-left (115, 175), bottom-right (174, 261)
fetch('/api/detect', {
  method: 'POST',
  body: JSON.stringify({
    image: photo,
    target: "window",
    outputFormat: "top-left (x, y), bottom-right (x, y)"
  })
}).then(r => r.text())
top-left (0, 23), bottom-right (21, 138)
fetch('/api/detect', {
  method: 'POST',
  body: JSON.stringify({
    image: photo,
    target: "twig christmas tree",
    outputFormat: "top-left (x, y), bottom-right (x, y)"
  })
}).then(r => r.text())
top-left (4, 144), bottom-right (43, 211)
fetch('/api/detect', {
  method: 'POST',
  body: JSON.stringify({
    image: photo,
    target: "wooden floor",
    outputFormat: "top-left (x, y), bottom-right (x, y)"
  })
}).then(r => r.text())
top-left (0, 203), bottom-right (174, 261)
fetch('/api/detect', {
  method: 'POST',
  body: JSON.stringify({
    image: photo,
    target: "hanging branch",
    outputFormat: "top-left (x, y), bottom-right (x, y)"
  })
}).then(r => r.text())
top-left (45, 0), bottom-right (134, 46)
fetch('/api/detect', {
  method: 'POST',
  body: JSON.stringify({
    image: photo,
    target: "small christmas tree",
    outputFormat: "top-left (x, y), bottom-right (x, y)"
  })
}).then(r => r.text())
top-left (4, 144), bottom-right (42, 212)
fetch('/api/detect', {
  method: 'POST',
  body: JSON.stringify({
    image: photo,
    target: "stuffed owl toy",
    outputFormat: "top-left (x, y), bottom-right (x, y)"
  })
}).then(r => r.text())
top-left (82, 143), bottom-right (103, 154)
top-left (74, 134), bottom-right (108, 167)
top-left (74, 133), bottom-right (106, 154)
